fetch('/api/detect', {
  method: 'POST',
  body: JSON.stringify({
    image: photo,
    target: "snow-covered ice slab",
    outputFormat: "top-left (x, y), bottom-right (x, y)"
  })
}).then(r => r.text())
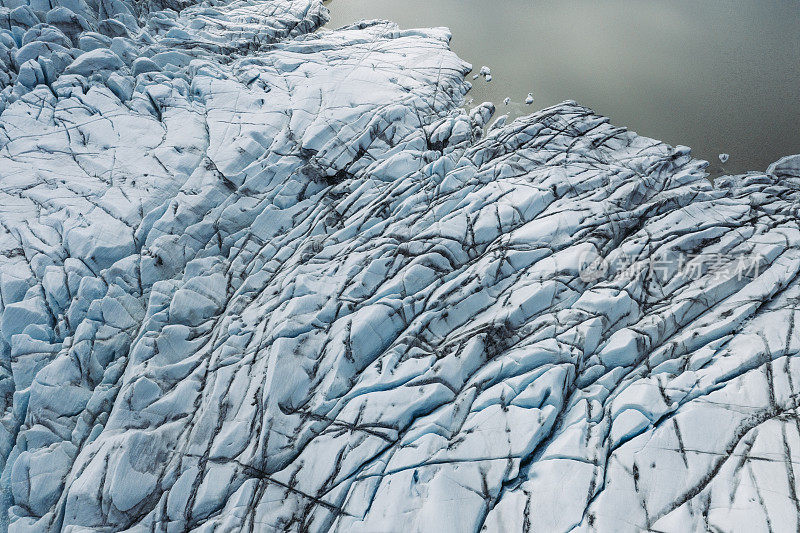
top-left (1, 0), bottom-right (800, 530)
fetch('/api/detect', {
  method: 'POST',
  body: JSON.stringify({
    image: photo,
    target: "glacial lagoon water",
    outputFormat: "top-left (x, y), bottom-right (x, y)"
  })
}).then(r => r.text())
top-left (324, 0), bottom-right (800, 175)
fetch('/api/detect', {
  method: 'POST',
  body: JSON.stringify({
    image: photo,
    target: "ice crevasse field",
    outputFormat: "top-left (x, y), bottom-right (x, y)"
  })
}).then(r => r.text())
top-left (0, 0), bottom-right (799, 531)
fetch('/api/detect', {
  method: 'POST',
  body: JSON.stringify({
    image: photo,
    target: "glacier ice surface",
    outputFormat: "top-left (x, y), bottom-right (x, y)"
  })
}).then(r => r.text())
top-left (1, 0), bottom-right (800, 531)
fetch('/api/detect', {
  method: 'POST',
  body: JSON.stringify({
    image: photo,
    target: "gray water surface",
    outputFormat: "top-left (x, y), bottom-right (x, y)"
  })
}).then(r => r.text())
top-left (325, 0), bottom-right (800, 175)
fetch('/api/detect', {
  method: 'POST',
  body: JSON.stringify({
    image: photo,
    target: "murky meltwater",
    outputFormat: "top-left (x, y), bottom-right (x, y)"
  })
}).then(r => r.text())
top-left (324, 0), bottom-right (800, 175)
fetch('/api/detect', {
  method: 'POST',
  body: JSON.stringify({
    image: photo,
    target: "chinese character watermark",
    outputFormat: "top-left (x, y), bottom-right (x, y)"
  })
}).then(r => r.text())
top-left (579, 251), bottom-right (764, 284)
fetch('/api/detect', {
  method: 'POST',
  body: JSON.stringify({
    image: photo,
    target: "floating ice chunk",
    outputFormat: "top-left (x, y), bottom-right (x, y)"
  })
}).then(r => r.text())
top-left (503, 97), bottom-right (510, 105)
top-left (525, 92), bottom-right (534, 105)
top-left (479, 65), bottom-right (491, 76)
top-left (719, 153), bottom-right (730, 163)
top-left (485, 74), bottom-right (492, 82)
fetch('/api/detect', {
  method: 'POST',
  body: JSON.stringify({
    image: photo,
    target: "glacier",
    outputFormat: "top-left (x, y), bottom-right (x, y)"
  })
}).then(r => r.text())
top-left (1, 0), bottom-right (800, 530)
